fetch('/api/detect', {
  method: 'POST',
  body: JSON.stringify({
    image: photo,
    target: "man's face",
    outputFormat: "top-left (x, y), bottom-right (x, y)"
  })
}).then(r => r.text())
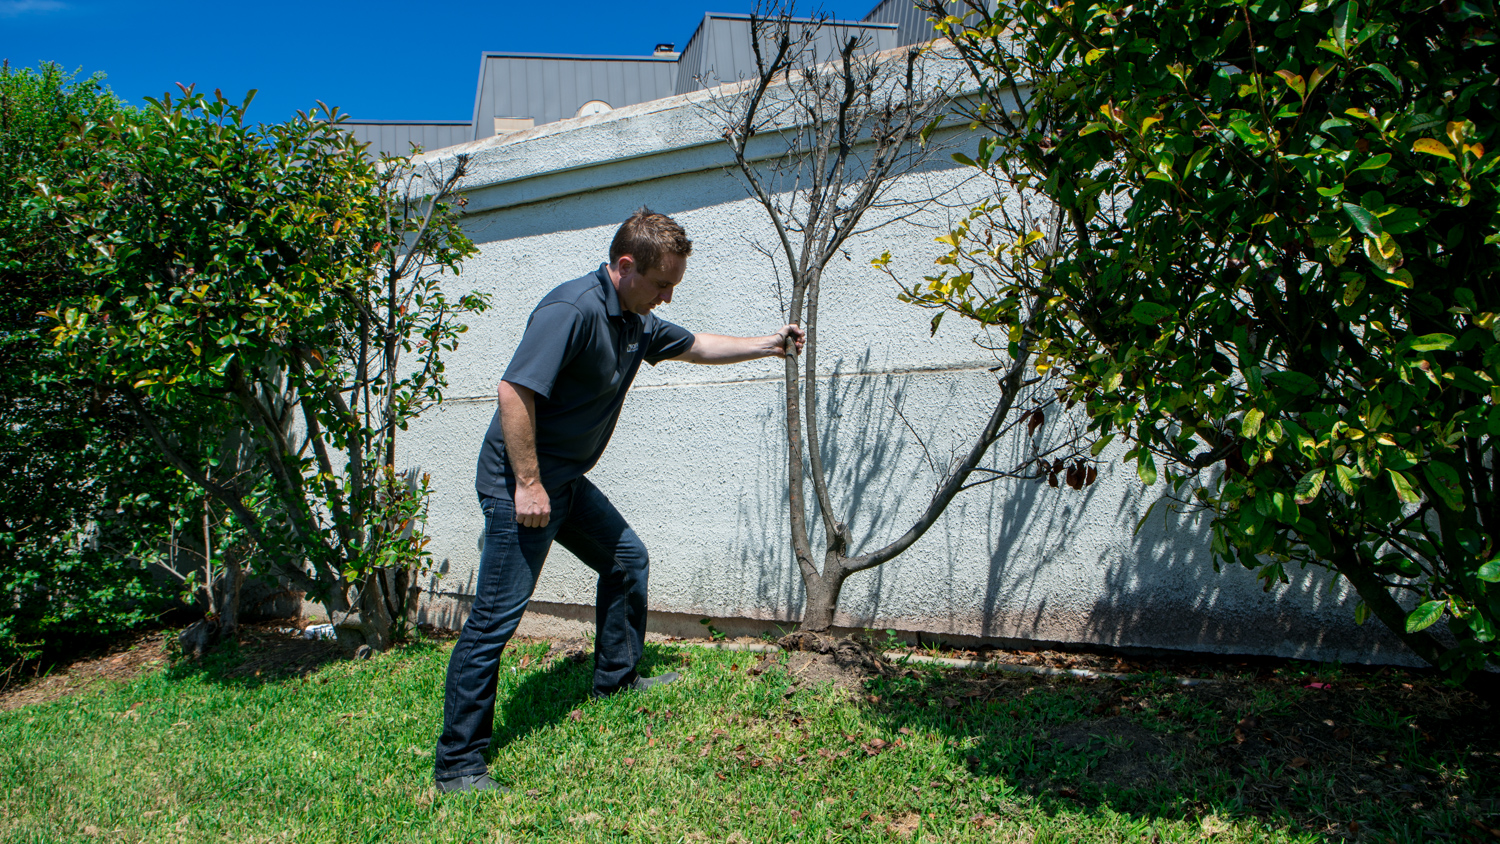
top-left (615, 253), bottom-right (686, 316)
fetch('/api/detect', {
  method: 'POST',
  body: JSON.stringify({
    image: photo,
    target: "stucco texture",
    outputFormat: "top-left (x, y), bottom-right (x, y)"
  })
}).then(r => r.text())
top-left (398, 76), bottom-right (1417, 667)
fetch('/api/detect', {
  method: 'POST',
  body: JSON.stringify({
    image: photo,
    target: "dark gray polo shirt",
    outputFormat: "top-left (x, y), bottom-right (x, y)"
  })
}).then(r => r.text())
top-left (476, 264), bottom-right (695, 498)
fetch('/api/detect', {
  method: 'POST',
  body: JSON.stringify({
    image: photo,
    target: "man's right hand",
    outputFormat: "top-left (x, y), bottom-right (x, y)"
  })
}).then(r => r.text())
top-left (515, 480), bottom-right (551, 528)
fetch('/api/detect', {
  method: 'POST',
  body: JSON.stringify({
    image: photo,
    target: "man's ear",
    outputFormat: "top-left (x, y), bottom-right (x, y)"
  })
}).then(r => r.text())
top-left (615, 254), bottom-right (636, 277)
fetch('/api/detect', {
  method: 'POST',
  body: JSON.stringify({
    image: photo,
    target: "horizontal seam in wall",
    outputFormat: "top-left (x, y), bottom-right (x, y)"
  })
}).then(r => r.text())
top-left (440, 360), bottom-right (1002, 405)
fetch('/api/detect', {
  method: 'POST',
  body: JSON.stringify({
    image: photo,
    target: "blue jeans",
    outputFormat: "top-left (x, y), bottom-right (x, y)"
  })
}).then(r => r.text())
top-left (434, 475), bottom-right (650, 780)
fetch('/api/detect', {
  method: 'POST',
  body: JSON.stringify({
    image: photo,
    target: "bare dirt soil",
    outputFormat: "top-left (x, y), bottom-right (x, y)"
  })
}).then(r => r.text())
top-left (0, 628), bottom-right (173, 711)
top-left (774, 631), bottom-right (899, 692)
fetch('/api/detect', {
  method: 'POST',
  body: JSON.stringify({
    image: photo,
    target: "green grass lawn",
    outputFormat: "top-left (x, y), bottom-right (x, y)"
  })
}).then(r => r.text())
top-left (0, 631), bottom-right (1495, 843)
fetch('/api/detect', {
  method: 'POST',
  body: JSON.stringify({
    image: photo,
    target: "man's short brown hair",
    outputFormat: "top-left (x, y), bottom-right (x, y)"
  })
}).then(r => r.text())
top-left (609, 207), bottom-right (692, 274)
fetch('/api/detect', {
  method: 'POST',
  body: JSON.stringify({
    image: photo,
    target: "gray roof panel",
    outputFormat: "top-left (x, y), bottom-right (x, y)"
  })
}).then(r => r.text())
top-left (863, 0), bottom-right (944, 46)
top-left (342, 120), bottom-right (474, 158)
top-left (472, 53), bottom-right (677, 138)
top-left (674, 13), bottom-right (899, 94)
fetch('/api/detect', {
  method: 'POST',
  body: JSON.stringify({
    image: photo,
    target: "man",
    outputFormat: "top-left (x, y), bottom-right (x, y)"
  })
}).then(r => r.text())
top-left (434, 208), bottom-right (804, 793)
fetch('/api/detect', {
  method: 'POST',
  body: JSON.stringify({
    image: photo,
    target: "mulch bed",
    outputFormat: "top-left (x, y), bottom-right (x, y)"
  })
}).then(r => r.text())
top-left (0, 628), bottom-right (173, 711)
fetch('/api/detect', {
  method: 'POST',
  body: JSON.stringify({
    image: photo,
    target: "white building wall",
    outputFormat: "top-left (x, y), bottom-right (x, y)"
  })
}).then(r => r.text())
top-left (399, 77), bottom-right (1417, 665)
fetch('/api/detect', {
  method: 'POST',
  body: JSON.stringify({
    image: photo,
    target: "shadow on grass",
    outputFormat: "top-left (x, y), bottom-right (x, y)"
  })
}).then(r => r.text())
top-left (161, 625), bottom-right (447, 690)
top-left (855, 663), bottom-right (1500, 841)
top-left (484, 642), bottom-right (685, 757)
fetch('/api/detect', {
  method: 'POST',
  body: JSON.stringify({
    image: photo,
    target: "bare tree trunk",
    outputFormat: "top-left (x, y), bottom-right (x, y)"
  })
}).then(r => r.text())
top-left (216, 545), bottom-right (247, 641)
top-left (201, 499), bottom-right (216, 619)
top-left (800, 555), bottom-right (850, 632)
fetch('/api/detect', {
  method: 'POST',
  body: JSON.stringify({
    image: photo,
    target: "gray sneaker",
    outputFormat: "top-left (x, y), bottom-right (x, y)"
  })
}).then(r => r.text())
top-left (436, 773), bottom-right (510, 794)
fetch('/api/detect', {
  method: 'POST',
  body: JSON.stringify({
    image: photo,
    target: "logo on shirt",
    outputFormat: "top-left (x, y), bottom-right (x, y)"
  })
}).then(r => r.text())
top-left (626, 342), bottom-right (639, 353)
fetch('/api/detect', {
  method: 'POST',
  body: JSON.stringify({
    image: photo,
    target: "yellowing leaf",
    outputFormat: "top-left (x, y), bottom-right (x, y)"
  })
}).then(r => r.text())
top-left (1446, 120), bottom-right (1469, 147)
top-left (1274, 70), bottom-right (1307, 99)
top-left (1342, 274), bottom-right (1365, 305)
top-left (1413, 138), bottom-right (1455, 160)
top-left (1388, 469), bottom-right (1421, 504)
top-left (1405, 600), bottom-right (1445, 633)
top-left (1241, 407), bottom-right (1265, 438)
top-left (1140, 114), bottom-right (1163, 134)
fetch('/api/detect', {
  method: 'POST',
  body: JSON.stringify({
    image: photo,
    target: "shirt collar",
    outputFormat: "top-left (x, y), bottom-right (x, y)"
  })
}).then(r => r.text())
top-left (597, 263), bottom-right (624, 320)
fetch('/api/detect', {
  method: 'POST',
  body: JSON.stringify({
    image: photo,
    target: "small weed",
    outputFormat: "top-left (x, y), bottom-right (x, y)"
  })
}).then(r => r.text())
top-left (698, 617), bottom-right (726, 642)
top-left (882, 628), bottom-right (905, 652)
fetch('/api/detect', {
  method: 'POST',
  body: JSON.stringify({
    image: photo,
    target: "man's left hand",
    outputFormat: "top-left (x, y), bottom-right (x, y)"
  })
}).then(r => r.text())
top-left (774, 324), bottom-right (806, 357)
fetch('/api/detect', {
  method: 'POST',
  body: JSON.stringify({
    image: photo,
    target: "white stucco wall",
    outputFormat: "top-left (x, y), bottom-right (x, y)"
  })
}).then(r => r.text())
top-left (397, 72), bottom-right (1418, 666)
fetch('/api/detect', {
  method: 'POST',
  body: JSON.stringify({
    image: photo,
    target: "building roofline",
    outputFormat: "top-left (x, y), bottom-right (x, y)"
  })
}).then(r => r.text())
top-left (695, 11), bottom-right (898, 28)
top-left (342, 119), bottom-right (473, 126)
top-left (477, 51), bottom-right (680, 62)
top-left (677, 11), bottom-right (900, 72)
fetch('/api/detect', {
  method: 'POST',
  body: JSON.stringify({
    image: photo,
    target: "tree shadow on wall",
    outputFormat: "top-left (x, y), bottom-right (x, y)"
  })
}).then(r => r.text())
top-left (807, 374), bottom-right (1416, 664)
top-left (724, 350), bottom-right (945, 624)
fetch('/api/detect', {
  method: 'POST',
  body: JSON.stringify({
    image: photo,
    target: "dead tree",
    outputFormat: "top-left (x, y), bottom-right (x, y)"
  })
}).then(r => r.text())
top-left (702, 3), bottom-right (1096, 633)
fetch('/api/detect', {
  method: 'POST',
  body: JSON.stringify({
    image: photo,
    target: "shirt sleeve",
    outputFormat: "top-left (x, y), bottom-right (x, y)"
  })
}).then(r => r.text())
top-left (501, 302), bottom-right (586, 399)
top-left (644, 316), bottom-right (696, 365)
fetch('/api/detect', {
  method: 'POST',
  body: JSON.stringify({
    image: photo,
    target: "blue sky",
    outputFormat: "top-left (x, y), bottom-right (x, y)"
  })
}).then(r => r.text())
top-left (1, 1), bottom-right (866, 124)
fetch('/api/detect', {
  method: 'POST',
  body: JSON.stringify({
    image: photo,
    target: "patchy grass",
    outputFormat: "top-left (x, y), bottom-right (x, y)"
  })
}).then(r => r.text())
top-left (0, 629), bottom-right (1496, 843)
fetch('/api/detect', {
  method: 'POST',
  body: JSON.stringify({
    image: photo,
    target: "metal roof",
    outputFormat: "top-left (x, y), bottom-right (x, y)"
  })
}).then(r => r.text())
top-left (470, 53), bottom-right (678, 141)
top-left (862, 0), bottom-right (945, 47)
top-left (675, 12), bottom-right (899, 94)
top-left (342, 120), bottom-right (475, 159)
top-left (336, 2), bottom-right (938, 158)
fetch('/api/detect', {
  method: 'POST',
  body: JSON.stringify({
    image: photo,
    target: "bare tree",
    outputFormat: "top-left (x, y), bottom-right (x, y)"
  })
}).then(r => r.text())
top-left (701, 3), bottom-right (1096, 633)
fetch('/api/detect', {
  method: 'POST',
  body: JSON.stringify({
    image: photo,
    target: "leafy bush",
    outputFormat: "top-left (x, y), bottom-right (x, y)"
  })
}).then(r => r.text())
top-left (0, 63), bottom-right (181, 669)
top-left (43, 86), bottom-right (486, 649)
top-left (912, 0), bottom-right (1499, 675)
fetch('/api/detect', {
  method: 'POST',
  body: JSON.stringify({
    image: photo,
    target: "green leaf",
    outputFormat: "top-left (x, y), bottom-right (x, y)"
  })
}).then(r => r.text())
top-left (1129, 301), bottom-right (1175, 324)
top-left (1228, 120), bottom-right (1265, 145)
top-left (1342, 203), bottom-right (1384, 238)
top-left (1265, 370), bottom-right (1320, 396)
top-left (1332, 0), bottom-right (1356, 56)
top-left (1477, 558), bottom-right (1500, 582)
top-left (1422, 461), bottom-right (1465, 510)
top-left (1364, 62), bottom-right (1401, 90)
top-left (1090, 433), bottom-right (1115, 456)
top-left (1353, 601), bottom-right (1371, 625)
top-left (1409, 333), bottom-right (1456, 352)
top-left (1443, 366), bottom-right (1491, 393)
top-left (1353, 152), bottom-right (1392, 171)
top-left (1137, 451), bottom-right (1158, 486)
top-left (1388, 469), bottom-right (1421, 504)
top-left (1405, 599), bottom-right (1445, 633)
